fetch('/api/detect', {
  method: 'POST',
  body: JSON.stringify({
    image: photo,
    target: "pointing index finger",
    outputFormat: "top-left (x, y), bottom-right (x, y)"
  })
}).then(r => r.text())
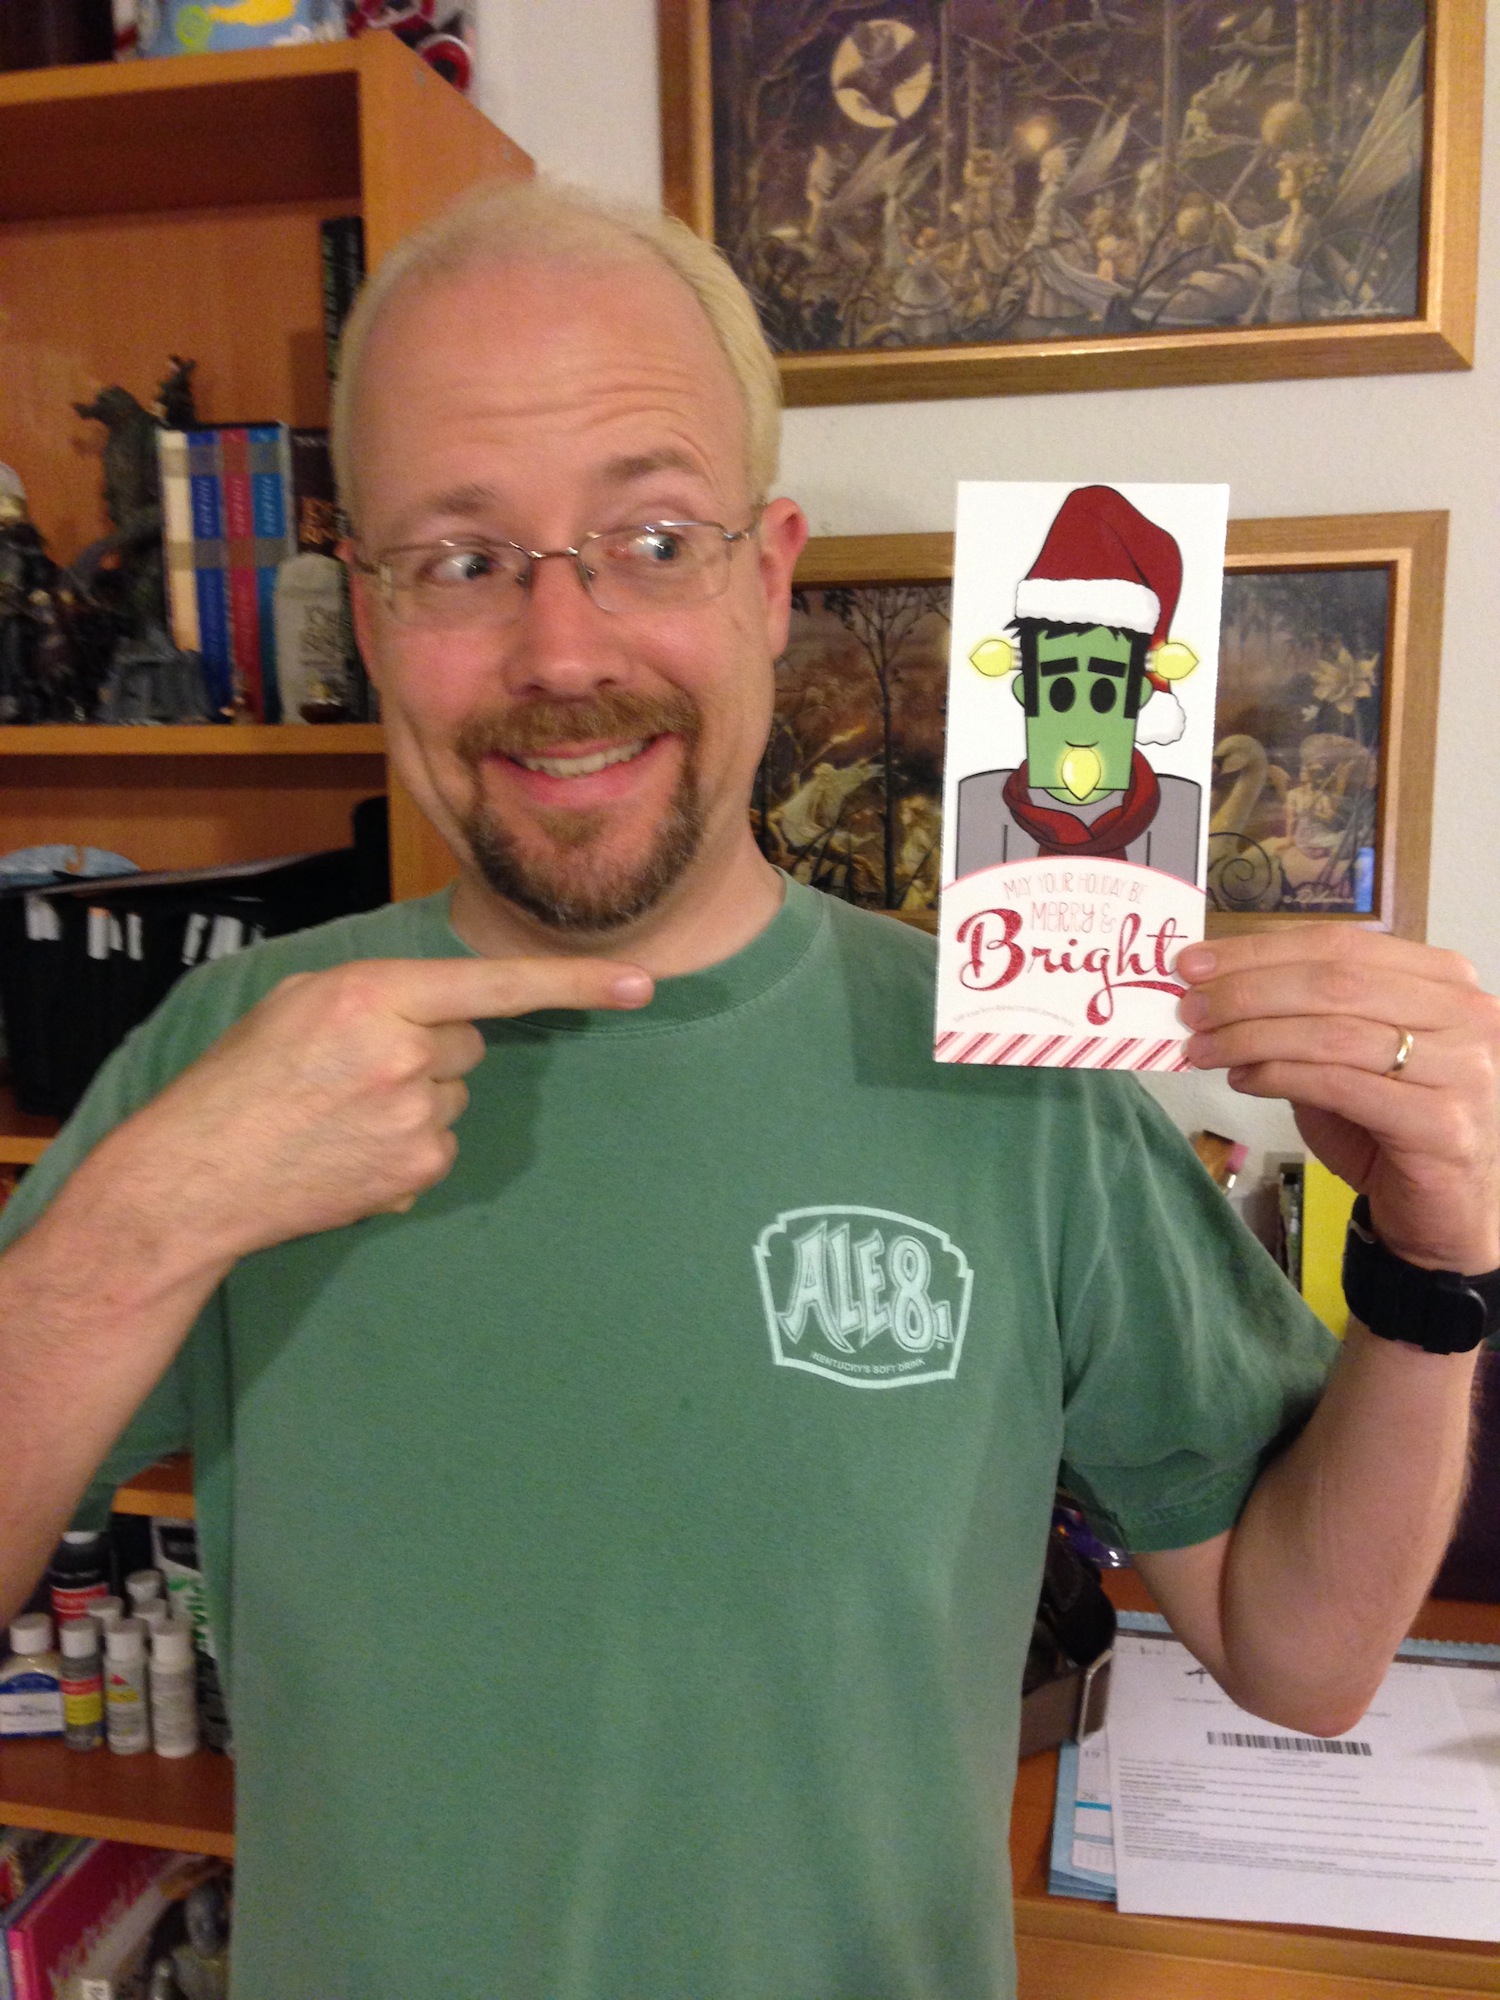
top-left (353, 956), bottom-right (654, 1026)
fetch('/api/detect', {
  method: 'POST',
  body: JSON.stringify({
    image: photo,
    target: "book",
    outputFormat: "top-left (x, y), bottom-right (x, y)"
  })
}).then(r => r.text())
top-left (287, 427), bottom-right (340, 557)
top-left (184, 430), bottom-right (234, 721)
top-left (59, 1855), bottom-right (212, 2000)
top-left (0, 1840), bottom-right (89, 2000)
top-left (6, 1843), bottom-right (176, 2000)
top-left (320, 215), bottom-right (366, 382)
top-left (155, 430), bottom-right (201, 656)
top-left (216, 428), bottom-right (263, 721)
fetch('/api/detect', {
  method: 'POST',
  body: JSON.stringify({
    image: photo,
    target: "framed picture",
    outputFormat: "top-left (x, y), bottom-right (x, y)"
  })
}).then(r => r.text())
top-left (760, 513), bottom-right (1444, 939)
top-left (755, 532), bottom-right (953, 928)
top-left (660, 0), bottom-right (1481, 408)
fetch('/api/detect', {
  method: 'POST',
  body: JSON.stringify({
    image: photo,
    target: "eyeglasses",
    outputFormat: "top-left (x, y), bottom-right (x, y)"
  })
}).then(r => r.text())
top-left (351, 518), bottom-right (759, 631)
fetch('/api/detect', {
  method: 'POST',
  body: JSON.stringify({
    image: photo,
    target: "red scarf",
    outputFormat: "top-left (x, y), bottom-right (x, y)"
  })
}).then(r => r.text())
top-left (1002, 751), bottom-right (1161, 860)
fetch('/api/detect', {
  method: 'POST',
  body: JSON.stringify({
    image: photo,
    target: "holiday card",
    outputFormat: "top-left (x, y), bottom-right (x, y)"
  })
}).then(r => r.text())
top-left (935, 481), bottom-right (1228, 1072)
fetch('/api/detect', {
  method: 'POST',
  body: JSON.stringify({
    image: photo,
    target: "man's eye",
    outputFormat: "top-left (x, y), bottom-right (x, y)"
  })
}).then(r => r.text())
top-left (623, 529), bottom-right (687, 565)
top-left (1048, 678), bottom-right (1076, 713)
top-left (1089, 678), bottom-right (1117, 714)
top-left (420, 547), bottom-right (496, 587)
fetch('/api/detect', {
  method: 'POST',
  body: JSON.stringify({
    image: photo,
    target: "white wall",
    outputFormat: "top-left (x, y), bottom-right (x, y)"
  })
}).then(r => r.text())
top-left (471, 0), bottom-right (1498, 1168)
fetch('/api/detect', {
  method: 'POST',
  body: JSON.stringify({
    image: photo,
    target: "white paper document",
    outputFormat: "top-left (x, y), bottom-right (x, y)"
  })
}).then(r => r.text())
top-left (1070, 1728), bottom-right (1116, 1882)
top-left (1107, 1632), bottom-right (1500, 1939)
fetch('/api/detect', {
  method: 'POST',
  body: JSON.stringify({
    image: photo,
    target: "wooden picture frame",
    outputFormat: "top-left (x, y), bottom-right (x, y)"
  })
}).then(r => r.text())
top-left (769, 513), bottom-right (1445, 940)
top-left (660, 1), bottom-right (1482, 409)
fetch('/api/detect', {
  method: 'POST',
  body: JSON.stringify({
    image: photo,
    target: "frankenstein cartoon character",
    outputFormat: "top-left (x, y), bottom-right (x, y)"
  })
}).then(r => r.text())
top-left (955, 485), bottom-right (1203, 885)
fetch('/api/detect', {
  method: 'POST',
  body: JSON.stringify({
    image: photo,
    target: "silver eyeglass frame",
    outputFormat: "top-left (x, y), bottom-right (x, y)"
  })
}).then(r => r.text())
top-left (350, 516), bottom-right (761, 623)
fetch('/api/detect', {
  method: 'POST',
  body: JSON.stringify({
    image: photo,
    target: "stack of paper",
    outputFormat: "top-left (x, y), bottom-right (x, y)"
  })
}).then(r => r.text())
top-left (1050, 1613), bottom-right (1500, 1941)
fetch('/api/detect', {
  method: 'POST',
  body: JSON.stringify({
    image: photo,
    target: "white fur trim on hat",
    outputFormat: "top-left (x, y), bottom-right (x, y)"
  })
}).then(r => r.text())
top-left (1014, 576), bottom-right (1159, 636)
top-left (1136, 685), bottom-right (1185, 746)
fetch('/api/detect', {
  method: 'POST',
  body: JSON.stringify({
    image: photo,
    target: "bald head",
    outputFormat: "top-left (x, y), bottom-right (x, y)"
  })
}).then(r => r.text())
top-left (332, 179), bottom-right (783, 531)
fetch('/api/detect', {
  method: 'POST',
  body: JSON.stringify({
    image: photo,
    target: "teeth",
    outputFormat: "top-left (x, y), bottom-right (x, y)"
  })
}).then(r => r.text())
top-left (514, 740), bottom-right (648, 779)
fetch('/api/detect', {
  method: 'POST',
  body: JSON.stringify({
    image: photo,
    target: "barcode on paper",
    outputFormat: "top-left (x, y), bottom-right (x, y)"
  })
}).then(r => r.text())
top-left (1207, 1730), bottom-right (1372, 1755)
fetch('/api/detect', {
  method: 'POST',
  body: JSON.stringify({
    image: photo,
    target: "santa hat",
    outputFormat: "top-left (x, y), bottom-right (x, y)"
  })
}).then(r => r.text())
top-left (1014, 485), bottom-right (1189, 744)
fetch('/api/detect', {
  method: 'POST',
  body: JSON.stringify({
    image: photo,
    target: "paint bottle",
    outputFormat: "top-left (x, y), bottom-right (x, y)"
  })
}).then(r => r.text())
top-left (89, 1595), bottom-right (125, 1640)
top-left (47, 1529), bottom-right (110, 1629)
top-left (104, 1619), bottom-right (149, 1755)
top-left (0, 1614), bottom-right (64, 1738)
top-left (125, 1568), bottom-right (163, 1613)
top-left (58, 1617), bottom-right (104, 1751)
top-left (148, 1624), bottom-right (199, 1759)
top-left (138, 1601), bottom-right (172, 1637)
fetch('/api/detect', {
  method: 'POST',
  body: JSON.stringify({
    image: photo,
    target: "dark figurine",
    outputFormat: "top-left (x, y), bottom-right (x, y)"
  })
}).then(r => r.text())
top-left (69, 359), bottom-right (210, 722)
top-left (0, 462), bottom-right (113, 723)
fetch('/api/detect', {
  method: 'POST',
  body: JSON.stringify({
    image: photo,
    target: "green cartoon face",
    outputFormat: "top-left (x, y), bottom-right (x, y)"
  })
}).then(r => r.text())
top-left (1015, 624), bottom-right (1139, 803)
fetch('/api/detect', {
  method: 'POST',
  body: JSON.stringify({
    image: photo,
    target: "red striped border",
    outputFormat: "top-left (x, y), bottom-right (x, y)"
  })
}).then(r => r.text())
top-left (937, 1032), bottom-right (1190, 1072)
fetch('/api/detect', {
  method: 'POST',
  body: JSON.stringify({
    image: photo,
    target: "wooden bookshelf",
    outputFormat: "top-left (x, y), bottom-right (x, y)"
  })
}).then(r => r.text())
top-left (0, 34), bottom-right (522, 1173)
top-left (0, 726), bottom-right (384, 757)
top-left (0, 1738), bottom-right (233, 1860)
top-left (0, 30), bottom-right (518, 906)
top-left (0, 1084), bottom-right (57, 1165)
top-left (112, 1454), bottom-right (196, 1523)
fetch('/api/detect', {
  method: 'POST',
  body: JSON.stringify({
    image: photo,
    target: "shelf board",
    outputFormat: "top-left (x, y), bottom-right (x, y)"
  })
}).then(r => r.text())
top-left (0, 39), bottom-right (368, 224)
top-left (0, 725), bottom-right (385, 758)
top-left (0, 1084), bottom-right (58, 1165)
top-left (114, 1454), bottom-right (196, 1523)
top-left (0, 1738), bottom-right (233, 1858)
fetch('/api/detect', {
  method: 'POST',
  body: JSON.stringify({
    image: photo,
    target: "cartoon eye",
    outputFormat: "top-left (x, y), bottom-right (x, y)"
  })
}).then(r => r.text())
top-left (1089, 678), bottom-right (1117, 714)
top-left (1048, 679), bottom-right (1076, 713)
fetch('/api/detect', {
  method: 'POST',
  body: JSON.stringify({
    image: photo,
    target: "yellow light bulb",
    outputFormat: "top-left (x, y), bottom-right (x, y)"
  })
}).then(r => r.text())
top-left (1060, 746), bottom-right (1102, 802)
top-left (1150, 639), bottom-right (1199, 682)
top-left (969, 636), bottom-right (1015, 678)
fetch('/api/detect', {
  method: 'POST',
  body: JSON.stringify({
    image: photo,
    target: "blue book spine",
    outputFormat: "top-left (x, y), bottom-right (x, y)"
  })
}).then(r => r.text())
top-left (187, 429), bottom-right (234, 720)
top-left (248, 425), bottom-right (291, 724)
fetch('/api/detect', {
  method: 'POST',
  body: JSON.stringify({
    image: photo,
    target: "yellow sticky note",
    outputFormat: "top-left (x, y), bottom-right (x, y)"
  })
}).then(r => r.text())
top-left (1302, 1157), bottom-right (1356, 1336)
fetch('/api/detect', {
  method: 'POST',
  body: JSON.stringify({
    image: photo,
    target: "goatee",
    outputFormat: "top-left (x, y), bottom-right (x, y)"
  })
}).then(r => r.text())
top-left (454, 690), bottom-right (704, 932)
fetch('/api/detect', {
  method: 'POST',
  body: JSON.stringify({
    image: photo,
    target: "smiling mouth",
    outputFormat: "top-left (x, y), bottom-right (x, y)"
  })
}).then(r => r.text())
top-left (508, 738), bottom-right (654, 779)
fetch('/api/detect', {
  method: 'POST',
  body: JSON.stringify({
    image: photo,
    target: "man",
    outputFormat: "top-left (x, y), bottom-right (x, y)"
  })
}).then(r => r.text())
top-left (0, 182), bottom-right (1495, 2000)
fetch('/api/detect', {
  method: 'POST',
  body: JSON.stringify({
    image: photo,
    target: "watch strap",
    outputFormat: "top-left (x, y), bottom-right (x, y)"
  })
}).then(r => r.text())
top-left (1342, 1194), bottom-right (1500, 1355)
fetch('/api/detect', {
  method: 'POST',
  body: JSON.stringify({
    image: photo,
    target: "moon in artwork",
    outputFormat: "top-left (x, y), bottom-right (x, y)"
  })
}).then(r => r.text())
top-left (831, 19), bottom-right (933, 129)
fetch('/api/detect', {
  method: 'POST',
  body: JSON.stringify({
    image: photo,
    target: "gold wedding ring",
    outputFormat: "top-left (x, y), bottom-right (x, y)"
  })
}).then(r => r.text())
top-left (1386, 1028), bottom-right (1415, 1078)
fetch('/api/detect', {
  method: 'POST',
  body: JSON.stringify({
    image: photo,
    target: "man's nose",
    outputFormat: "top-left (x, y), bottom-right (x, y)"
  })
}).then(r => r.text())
top-left (501, 548), bottom-right (619, 696)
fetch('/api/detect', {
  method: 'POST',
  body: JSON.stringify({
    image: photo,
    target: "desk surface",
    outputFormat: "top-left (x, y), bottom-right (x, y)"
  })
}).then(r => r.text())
top-left (1009, 1571), bottom-right (1500, 1998)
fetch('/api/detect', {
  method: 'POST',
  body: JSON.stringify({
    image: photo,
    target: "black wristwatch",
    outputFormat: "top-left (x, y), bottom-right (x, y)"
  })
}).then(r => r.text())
top-left (1342, 1195), bottom-right (1500, 1354)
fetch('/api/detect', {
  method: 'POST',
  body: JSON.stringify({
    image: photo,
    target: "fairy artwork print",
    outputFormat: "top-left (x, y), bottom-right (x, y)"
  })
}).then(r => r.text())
top-left (1209, 565), bottom-right (1389, 918)
top-left (707, 1), bottom-right (1428, 359)
top-left (935, 481), bottom-right (1229, 1070)
top-left (754, 576), bottom-right (951, 924)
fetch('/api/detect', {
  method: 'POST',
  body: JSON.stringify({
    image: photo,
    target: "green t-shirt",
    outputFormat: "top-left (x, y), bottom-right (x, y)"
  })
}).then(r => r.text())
top-left (1, 878), bottom-right (1335, 2000)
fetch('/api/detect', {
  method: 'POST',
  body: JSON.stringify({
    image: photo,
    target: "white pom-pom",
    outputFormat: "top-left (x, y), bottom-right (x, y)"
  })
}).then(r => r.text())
top-left (1136, 686), bottom-right (1185, 746)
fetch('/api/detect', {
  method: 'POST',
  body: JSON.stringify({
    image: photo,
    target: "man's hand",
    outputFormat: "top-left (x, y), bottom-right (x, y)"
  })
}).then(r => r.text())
top-left (1176, 926), bottom-right (1500, 1273)
top-left (109, 955), bottom-right (654, 1267)
top-left (1136, 926), bottom-right (1499, 1734)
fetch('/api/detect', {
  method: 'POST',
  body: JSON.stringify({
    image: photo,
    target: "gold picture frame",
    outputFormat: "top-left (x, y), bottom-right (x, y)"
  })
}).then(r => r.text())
top-left (661, 1), bottom-right (1482, 409)
top-left (768, 513), bottom-right (1445, 939)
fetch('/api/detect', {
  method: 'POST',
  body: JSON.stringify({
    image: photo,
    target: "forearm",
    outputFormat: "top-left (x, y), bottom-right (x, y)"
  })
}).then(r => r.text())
top-left (0, 1123), bottom-right (234, 1627)
top-left (1218, 1321), bottom-right (1479, 1734)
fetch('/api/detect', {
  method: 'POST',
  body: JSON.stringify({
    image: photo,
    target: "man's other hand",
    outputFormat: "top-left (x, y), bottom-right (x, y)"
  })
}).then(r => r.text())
top-left (112, 956), bottom-right (654, 1262)
top-left (1176, 925), bottom-right (1500, 1275)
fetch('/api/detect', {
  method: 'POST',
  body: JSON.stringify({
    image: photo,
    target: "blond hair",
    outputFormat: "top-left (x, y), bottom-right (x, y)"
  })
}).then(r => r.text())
top-left (331, 178), bottom-right (782, 528)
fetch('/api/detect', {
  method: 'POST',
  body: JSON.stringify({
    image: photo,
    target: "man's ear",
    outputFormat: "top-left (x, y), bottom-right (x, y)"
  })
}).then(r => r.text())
top-left (1010, 673), bottom-right (1026, 705)
top-left (756, 497), bottom-right (810, 656)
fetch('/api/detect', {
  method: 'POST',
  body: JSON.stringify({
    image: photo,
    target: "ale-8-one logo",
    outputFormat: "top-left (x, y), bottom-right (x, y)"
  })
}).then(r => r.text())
top-left (753, 1206), bottom-right (973, 1388)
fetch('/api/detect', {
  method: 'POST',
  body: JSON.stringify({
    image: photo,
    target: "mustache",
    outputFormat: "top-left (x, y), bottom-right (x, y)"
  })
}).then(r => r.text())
top-left (455, 690), bottom-right (702, 765)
